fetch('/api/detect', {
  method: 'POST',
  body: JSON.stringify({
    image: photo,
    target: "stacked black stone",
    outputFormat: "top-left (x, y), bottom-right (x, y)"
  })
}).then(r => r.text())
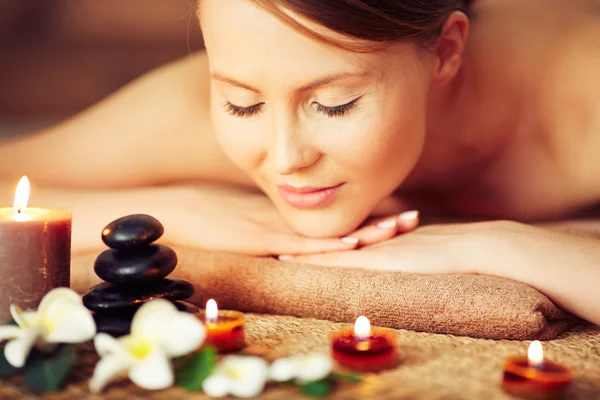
top-left (83, 214), bottom-right (199, 337)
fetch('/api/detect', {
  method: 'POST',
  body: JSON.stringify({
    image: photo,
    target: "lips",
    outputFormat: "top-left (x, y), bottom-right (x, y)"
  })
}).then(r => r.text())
top-left (276, 183), bottom-right (345, 209)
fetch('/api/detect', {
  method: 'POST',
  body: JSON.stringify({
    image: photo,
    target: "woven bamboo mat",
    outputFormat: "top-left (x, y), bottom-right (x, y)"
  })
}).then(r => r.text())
top-left (1, 315), bottom-right (599, 400)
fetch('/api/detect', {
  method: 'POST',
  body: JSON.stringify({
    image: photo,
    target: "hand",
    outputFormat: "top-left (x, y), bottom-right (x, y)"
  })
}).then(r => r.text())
top-left (275, 195), bottom-right (421, 259)
top-left (348, 194), bottom-right (420, 247)
top-left (340, 210), bottom-right (420, 248)
top-left (162, 184), bottom-right (362, 256)
top-left (279, 220), bottom-right (507, 273)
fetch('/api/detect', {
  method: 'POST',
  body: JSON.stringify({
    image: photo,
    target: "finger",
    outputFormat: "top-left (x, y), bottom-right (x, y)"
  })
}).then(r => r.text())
top-left (349, 210), bottom-right (420, 247)
top-left (397, 210), bottom-right (420, 233)
top-left (266, 232), bottom-right (359, 256)
top-left (347, 218), bottom-right (399, 247)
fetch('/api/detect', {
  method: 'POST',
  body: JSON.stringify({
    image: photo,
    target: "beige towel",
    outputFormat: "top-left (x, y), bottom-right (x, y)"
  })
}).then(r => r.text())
top-left (72, 247), bottom-right (578, 340)
top-left (174, 248), bottom-right (578, 340)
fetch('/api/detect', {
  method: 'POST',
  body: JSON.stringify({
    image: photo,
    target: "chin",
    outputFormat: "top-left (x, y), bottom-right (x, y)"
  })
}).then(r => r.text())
top-left (283, 210), bottom-right (366, 238)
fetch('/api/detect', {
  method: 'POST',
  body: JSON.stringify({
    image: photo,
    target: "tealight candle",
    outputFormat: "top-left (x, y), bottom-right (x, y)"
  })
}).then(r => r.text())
top-left (331, 316), bottom-right (398, 372)
top-left (0, 176), bottom-right (72, 323)
top-left (197, 299), bottom-right (245, 352)
top-left (502, 340), bottom-right (573, 400)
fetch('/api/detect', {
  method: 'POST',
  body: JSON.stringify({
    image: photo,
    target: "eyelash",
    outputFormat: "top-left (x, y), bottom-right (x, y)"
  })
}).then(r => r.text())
top-left (224, 102), bottom-right (264, 118)
top-left (224, 97), bottom-right (361, 118)
top-left (316, 97), bottom-right (360, 118)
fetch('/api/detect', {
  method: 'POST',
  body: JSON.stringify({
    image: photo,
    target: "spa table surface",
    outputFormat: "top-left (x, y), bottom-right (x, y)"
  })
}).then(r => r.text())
top-left (0, 315), bottom-right (599, 400)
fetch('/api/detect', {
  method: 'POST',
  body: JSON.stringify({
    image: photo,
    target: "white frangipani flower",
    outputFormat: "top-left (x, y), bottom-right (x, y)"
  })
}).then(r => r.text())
top-left (202, 356), bottom-right (269, 398)
top-left (90, 299), bottom-right (205, 393)
top-left (269, 353), bottom-right (333, 383)
top-left (0, 288), bottom-right (96, 368)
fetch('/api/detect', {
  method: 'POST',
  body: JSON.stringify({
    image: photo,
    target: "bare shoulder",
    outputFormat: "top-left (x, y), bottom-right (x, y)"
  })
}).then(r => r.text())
top-left (532, 1), bottom-right (600, 199)
top-left (461, 0), bottom-right (600, 215)
top-left (0, 52), bottom-right (255, 190)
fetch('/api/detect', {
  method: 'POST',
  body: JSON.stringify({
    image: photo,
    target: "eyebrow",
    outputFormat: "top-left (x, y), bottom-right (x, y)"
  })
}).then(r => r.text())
top-left (210, 71), bottom-right (370, 93)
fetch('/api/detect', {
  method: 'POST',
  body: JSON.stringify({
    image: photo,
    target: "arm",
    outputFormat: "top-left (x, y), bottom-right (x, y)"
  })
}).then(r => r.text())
top-left (0, 52), bottom-right (256, 252)
top-left (0, 52), bottom-right (253, 189)
top-left (479, 221), bottom-right (600, 326)
top-left (284, 219), bottom-right (600, 325)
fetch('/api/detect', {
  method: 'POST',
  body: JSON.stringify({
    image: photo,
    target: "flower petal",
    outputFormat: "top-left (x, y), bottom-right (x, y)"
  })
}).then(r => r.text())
top-left (150, 313), bottom-right (205, 357)
top-left (130, 300), bottom-right (178, 337)
top-left (94, 333), bottom-right (132, 360)
top-left (38, 288), bottom-right (82, 316)
top-left (44, 301), bottom-right (96, 343)
top-left (269, 357), bottom-right (299, 382)
top-left (129, 347), bottom-right (173, 390)
top-left (222, 356), bottom-right (269, 398)
top-left (19, 311), bottom-right (39, 327)
top-left (9, 305), bottom-right (30, 329)
top-left (90, 353), bottom-right (132, 393)
top-left (296, 353), bottom-right (333, 382)
top-left (202, 374), bottom-right (231, 398)
top-left (0, 325), bottom-right (23, 343)
top-left (130, 299), bottom-right (205, 357)
top-left (4, 326), bottom-right (43, 368)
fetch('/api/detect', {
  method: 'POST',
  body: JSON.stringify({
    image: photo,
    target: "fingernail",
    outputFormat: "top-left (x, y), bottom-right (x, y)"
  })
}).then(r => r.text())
top-left (377, 219), bottom-right (397, 229)
top-left (399, 210), bottom-right (419, 222)
top-left (278, 255), bottom-right (295, 261)
top-left (341, 236), bottom-right (359, 245)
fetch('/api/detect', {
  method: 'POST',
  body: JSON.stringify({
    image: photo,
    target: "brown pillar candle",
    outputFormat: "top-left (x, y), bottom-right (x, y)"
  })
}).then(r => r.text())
top-left (0, 177), bottom-right (72, 323)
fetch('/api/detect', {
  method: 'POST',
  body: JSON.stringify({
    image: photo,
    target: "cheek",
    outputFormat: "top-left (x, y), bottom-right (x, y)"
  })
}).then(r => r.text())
top-left (210, 93), bottom-right (265, 173)
top-left (321, 92), bottom-right (427, 185)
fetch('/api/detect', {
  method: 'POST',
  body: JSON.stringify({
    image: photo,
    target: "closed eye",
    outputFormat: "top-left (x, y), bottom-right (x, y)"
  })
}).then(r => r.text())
top-left (315, 97), bottom-right (361, 118)
top-left (224, 101), bottom-right (264, 118)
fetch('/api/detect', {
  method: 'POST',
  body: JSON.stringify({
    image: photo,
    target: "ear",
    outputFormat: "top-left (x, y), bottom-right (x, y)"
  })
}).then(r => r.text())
top-left (431, 11), bottom-right (469, 87)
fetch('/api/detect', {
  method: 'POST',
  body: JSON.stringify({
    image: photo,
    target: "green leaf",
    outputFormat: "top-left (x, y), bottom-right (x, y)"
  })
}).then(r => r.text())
top-left (300, 380), bottom-right (334, 397)
top-left (0, 347), bottom-right (22, 377)
top-left (175, 347), bottom-right (217, 391)
top-left (331, 372), bottom-right (363, 383)
top-left (23, 344), bottom-right (77, 392)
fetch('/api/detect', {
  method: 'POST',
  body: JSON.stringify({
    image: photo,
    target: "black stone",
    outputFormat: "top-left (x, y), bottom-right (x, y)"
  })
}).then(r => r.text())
top-left (83, 278), bottom-right (195, 312)
top-left (93, 309), bottom-right (136, 337)
top-left (93, 301), bottom-right (200, 337)
top-left (94, 244), bottom-right (177, 284)
top-left (102, 214), bottom-right (164, 250)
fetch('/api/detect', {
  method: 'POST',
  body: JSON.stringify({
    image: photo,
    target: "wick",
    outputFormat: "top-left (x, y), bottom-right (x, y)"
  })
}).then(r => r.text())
top-left (529, 360), bottom-right (544, 370)
top-left (355, 334), bottom-right (370, 343)
top-left (206, 316), bottom-right (218, 324)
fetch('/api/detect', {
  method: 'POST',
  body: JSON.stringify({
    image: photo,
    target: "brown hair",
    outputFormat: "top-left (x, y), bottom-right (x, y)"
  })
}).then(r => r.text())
top-left (252, 0), bottom-right (471, 51)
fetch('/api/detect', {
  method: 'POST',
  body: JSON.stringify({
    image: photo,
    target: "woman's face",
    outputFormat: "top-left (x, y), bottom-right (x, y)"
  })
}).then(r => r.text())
top-left (200, 0), bottom-right (435, 238)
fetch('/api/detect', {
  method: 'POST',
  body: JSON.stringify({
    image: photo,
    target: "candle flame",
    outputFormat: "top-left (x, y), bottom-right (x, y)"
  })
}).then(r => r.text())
top-left (354, 316), bottom-right (371, 340)
top-left (14, 176), bottom-right (30, 215)
top-left (206, 299), bottom-right (218, 323)
top-left (528, 340), bottom-right (544, 367)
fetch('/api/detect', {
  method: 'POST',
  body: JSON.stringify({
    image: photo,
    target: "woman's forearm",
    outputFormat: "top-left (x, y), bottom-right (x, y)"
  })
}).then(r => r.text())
top-left (0, 179), bottom-right (195, 252)
top-left (483, 224), bottom-right (600, 325)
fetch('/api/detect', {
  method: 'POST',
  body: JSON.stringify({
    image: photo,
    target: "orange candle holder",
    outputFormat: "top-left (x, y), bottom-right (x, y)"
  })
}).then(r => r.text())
top-left (331, 316), bottom-right (398, 372)
top-left (198, 300), bottom-right (245, 352)
top-left (502, 341), bottom-right (572, 400)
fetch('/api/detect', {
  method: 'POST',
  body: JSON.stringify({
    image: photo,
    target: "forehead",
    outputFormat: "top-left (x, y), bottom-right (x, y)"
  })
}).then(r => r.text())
top-left (198, 0), bottom-right (413, 85)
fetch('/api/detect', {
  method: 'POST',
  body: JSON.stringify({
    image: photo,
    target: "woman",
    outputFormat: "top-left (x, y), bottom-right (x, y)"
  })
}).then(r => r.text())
top-left (1, 0), bottom-right (599, 324)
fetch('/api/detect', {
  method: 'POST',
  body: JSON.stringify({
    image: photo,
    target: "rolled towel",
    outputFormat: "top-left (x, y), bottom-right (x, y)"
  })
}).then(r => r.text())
top-left (171, 247), bottom-right (577, 340)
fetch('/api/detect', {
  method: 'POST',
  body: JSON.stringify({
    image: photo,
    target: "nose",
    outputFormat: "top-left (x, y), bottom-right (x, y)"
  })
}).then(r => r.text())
top-left (270, 119), bottom-right (320, 175)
